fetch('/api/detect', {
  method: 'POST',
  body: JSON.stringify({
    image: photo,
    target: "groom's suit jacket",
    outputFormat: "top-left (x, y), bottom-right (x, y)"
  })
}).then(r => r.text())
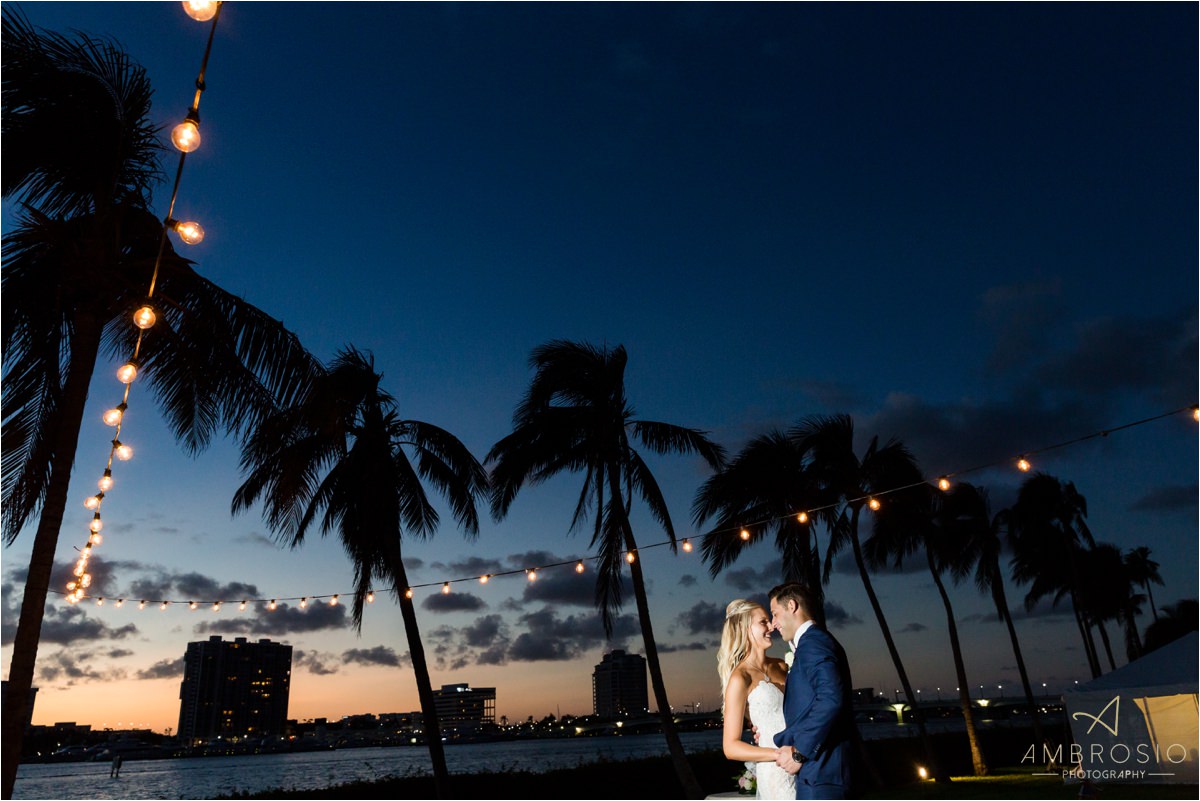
top-left (773, 625), bottom-right (856, 792)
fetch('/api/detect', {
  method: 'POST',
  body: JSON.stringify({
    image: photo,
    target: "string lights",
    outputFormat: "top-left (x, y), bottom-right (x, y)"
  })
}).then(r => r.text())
top-left (64, 2), bottom-right (225, 604)
top-left (54, 405), bottom-right (1196, 612)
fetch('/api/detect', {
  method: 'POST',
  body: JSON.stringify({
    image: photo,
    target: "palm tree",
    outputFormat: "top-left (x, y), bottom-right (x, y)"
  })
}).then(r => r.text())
top-left (941, 483), bottom-right (1047, 751)
top-left (1077, 544), bottom-right (1144, 666)
top-left (1007, 473), bottom-right (1101, 678)
top-left (1124, 546), bottom-right (1164, 622)
top-left (791, 414), bottom-right (948, 782)
top-left (1, 13), bottom-right (314, 796)
top-left (487, 340), bottom-right (724, 799)
top-left (868, 482), bottom-right (988, 776)
top-left (692, 430), bottom-right (823, 605)
top-left (1142, 599), bottom-right (1198, 653)
top-left (232, 347), bottom-right (487, 797)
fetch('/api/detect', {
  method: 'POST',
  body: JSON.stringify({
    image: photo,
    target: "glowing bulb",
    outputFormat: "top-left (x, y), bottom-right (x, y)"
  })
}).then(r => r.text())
top-left (239, 600), bottom-right (247, 611)
top-left (937, 477), bottom-right (951, 491)
top-left (115, 598), bottom-right (124, 608)
top-left (116, 361), bottom-right (138, 384)
top-left (1194, 407), bottom-right (1199, 422)
top-left (139, 600), bottom-right (147, 610)
top-left (80, 574), bottom-right (92, 588)
top-left (188, 601), bottom-right (198, 610)
top-left (268, 599), bottom-right (277, 610)
top-left (172, 219), bottom-right (205, 245)
top-left (527, 569), bottom-right (537, 582)
top-left (797, 512), bottom-right (809, 524)
top-left (1017, 457), bottom-right (1032, 472)
top-left (73, 564), bottom-right (85, 577)
top-left (102, 404), bottom-right (127, 426)
top-left (625, 551), bottom-right (636, 564)
top-left (404, 588), bottom-right (413, 599)
top-left (918, 766), bottom-right (929, 780)
top-left (114, 442), bottom-right (133, 461)
top-left (575, 561), bottom-right (585, 573)
top-left (89, 532), bottom-right (103, 546)
top-left (479, 575), bottom-right (489, 584)
top-left (299, 597), bottom-right (308, 608)
top-left (681, 539), bottom-right (693, 552)
top-left (171, 118), bottom-right (201, 152)
top-left (67, 582), bottom-right (78, 591)
top-left (868, 497), bottom-right (882, 511)
top-left (89, 515), bottom-right (103, 533)
top-left (212, 602), bottom-right (221, 611)
top-left (98, 470), bottom-right (114, 492)
top-left (366, 591), bottom-right (374, 603)
top-left (739, 528), bottom-right (750, 541)
top-left (97, 597), bottom-right (104, 605)
top-left (161, 602), bottom-right (168, 610)
top-left (133, 305), bottom-right (157, 329)
top-left (182, 0), bottom-right (219, 22)
top-left (329, 595), bottom-right (338, 606)
top-left (84, 494), bottom-right (102, 510)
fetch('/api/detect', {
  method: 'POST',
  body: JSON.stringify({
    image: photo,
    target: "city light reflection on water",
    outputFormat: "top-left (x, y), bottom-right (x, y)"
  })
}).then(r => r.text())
top-left (14, 731), bottom-right (723, 800)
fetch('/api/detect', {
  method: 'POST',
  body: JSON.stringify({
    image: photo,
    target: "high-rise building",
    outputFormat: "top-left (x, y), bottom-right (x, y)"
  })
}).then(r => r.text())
top-left (592, 649), bottom-right (647, 717)
top-left (432, 683), bottom-right (496, 735)
top-left (177, 636), bottom-right (292, 743)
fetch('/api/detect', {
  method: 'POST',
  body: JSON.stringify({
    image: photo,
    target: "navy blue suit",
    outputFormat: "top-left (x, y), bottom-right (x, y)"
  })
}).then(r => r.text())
top-left (773, 625), bottom-right (857, 799)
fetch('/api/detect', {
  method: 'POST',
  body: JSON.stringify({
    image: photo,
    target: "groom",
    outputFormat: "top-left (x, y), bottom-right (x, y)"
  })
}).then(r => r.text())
top-left (768, 582), bottom-right (857, 800)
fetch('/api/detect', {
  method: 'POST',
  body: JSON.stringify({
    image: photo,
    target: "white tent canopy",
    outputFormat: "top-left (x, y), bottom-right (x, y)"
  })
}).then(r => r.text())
top-left (1063, 631), bottom-right (1198, 785)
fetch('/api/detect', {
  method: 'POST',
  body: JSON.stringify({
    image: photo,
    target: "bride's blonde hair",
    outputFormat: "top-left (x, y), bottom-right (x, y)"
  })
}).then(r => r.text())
top-left (717, 599), bottom-right (764, 704)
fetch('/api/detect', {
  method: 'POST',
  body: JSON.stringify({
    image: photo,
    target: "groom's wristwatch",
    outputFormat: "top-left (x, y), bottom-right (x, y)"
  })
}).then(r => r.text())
top-left (791, 748), bottom-right (808, 764)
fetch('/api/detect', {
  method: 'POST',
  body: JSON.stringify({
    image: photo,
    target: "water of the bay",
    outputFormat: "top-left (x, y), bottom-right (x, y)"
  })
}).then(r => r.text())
top-left (14, 730), bottom-right (724, 800)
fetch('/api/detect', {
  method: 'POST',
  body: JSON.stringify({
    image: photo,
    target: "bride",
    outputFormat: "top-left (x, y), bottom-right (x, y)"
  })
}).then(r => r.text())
top-left (719, 599), bottom-right (795, 800)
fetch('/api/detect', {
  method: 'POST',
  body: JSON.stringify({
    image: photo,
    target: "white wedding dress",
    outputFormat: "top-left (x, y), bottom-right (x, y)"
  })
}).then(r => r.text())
top-left (746, 680), bottom-right (796, 800)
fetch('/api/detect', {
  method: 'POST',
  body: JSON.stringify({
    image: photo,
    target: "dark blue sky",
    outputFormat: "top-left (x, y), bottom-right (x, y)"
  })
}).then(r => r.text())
top-left (3, 2), bottom-right (1196, 729)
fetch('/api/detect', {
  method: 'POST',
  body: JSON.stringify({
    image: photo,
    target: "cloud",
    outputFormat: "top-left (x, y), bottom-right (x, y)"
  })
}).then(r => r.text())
top-left (294, 650), bottom-right (339, 675)
top-left (233, 532), bottom-right (279, 549)
top-left (658, 640), bottom-right (712, 653)
top-left (429, 556), bottom-right (506, 577)
top-left (38, 651), bottom-right (121, 685)
top-left (421, 592), bottom-right (487, 613)
top-left (675, 601), bottom-right (725, 636)
top-left (505, 551), bottom-right (565, 569)
top-left (462, 615), bottom-right (507, 648)
top-left (898, 622), bottom-right (927, 633)
top-left (831, 551), bottom-right (924, 577)
top-left (723, 565), bottom-right (780, 593)
top-left (193, 601), bottom-right (348, 636)
top-left (678, 574), bottom-right (698, 588)
top-left (343, 646), bottom-right (408, 668)
top-left (136, 658), bottom-right (183, 680)
top-left (1131, 484), bottom-right (1197, 513)
top-left (17, 599), bottom-right (139, 646)
top-left (958, 597), bottom-right (1074, 625)
top-left (507, 608), bottom-right (638, 662)
top-left (106, 648), bottom-right (134, 659)
top-left (521, 570), bottom-right (629, 607)
top-left (823, 601), bottom-right (864, 627)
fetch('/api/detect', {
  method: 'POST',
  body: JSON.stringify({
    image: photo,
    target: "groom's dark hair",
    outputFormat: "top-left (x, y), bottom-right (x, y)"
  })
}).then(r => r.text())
top-left (768, 582), bottom-right (825, 626)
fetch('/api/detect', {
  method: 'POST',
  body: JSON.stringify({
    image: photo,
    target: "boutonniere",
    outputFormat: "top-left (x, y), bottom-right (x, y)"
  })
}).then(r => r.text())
top-left (784, 642), bottom-right (794, 671)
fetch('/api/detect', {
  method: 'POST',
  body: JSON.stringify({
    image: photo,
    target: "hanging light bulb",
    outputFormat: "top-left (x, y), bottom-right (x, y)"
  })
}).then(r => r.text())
top-left (80, 574), bottom-right (92, 588)
top-left (479, 575), bottom-right (489, 584)
top-left (182, 0), bottom-right (220, 22)
top-left (96, 597), bottom-right (105, 606)
top-left (739, 528), bottom-right (751, 541)
top-left (937, 477), bottom-right (952, 491)
top-left (212, 602), bottom-right (221, 611)
top-left (268, 599), bottom-right (277, 610)
top-left (526, 569), bottom-right (537, 582)
top-left (868, 497), bottom-right (882, 511)
top-left (329, 595), bottom-right (339, 606)
top-left (1193, 406), bottom-right (1199, 422)
top-left (625, 551), bottom-right (636, 564)
top-left (102, 403), bottom-right (127, 426)
top-left (161, 602), bottom-right (169, 610)
top-left (67, 581), bottom-right (78, 592)
top-left (189, 601), bottom-right (198, 610)
top-left (89, 532), bottom-right (103, 546)
top-left (239, 600), bottom-right (247, 611)
top-left (681, 538), bottom-right (693, 553)
top-left (366, 591), bottom-right (374, 603)
top-left (132, 305), bottom-right (157, 329)
top-left (575, 561), bottom-right (585, 574)
top-left (1017, 457), bottom-right (1032, 472)
top-left (299, 597), bottom-right (308, 608)
top-left (404, 588), bottom-right (414, 599)
top-left (98, 469), bottom-right (114, 492)
top-left (441, 583), bottom-right (451, 595)
top-left (138, 600), bottom-right (147, 610)
top-left (797, 512), bottom-right (809, 524)
top-left (114, 441), bottom-right (133, 461)
top-left (171, 219), bottom-right (205, 245)
top-left (73, 563), bottom-right (85, 577)
top-left (171, 115), bottom-right (201, 152)
top-left (116, 360), bottom-right (139, 384)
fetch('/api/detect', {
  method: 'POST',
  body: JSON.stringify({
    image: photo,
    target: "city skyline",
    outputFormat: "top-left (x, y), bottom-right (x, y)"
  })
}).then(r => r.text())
top-left (2, 2), bottom-right (1196, 734)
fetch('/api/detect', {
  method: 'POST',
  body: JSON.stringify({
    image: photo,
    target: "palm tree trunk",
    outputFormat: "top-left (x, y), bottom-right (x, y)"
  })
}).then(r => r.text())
top-left (989, 564), bottom-right (1047, 751)
top-left (2, 316), bottom-right (102, 800)
top-left (926, 549), bottom-right (987, 776)
top-left (392, 561), bottom-right (450, 798)
top-left (1095, 621), bottom-right (1117, 671)
top-left (1069, 593), bottom-right (1102, 679)
top-left (1144, 581), bottom-right (1159, 621)
top-left (846, 508), bottom-right (947, 782)
top-left (610, 469), bottom-right (703, 798)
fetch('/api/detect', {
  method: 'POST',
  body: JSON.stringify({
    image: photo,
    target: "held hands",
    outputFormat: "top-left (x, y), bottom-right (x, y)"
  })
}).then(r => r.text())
top-left (774, 748), bottom-right (802, 775)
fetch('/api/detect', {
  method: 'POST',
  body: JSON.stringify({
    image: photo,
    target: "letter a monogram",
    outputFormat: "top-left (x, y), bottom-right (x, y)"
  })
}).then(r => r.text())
top-left (1072, 695), bottom-right (1120, 736)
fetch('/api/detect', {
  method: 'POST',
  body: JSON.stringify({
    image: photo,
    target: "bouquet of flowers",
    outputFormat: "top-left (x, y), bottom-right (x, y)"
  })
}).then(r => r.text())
top-left (736, 764), bottom-right (756, 795)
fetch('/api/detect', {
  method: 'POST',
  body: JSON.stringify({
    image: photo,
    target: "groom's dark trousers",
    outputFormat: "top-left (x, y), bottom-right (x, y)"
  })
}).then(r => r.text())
top-left (773, 626), bottom-right (858, 800)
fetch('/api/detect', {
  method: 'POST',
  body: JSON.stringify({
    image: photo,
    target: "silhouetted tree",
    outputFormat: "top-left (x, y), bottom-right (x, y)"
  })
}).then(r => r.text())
top-left (1142, 600), bottom-right (1197, 654)
top-left (1124, 546), bottom-right (1164, 622)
